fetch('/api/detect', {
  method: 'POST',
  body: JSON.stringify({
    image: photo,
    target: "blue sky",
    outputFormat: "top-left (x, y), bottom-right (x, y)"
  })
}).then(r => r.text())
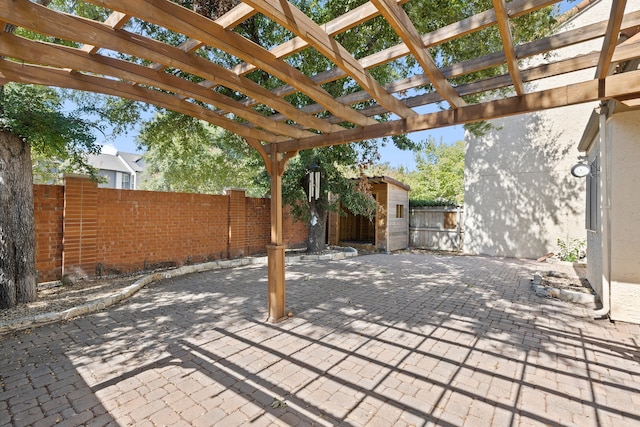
top-left (107, 0), bottom-right (577, 171)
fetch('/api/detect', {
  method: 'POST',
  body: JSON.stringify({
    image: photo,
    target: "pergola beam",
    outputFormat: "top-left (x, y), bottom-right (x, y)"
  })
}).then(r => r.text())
top-left (234, 0), bottom-right (560, 111)
top-left (596, 0), bottom-right (627, 78)
top-left (84, 0), bottom-right (377, 128)
top-left (492, 0), bottom-right (525, 95)
top-left (0, 0), bottom-right (342, 135)
top-left (258, 12), bottom-right (640, 128)
top-left (237, 2), bottom-right (640, 118)
top-left (274, 68), bottom-right (640, 152)
top-left (370, 0), bottom-right (466, 108)
top-left (0, 33), bottom-right (315, 140)
top-left (241, 0), bottom-right (417, 119)
top-left (0, 59), bottom-right (285, 143)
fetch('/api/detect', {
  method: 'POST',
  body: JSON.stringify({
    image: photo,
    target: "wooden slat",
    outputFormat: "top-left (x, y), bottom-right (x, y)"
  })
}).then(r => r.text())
top-left (241, 0), bottom-right (416, 119)
top-left (236, 0), bottom-right (561, 112)
top-left (361, 39), bottom-right (640, 121)
top-left (492, 0), bottom-right (525, 95)
top-left (84, 0), bottom-right (377, 127)
top-left (0, 33), bottom-right (316, 140)
top-left (595, 0), bottom-right (627, 78)
top-left (232, 0), bottom-right (558, 78)
top-left (370, 0), bottom-right (466, 108)
top-left (274, 68), bottom-right (640, 153)
top-left (0, 59), bottom-right (286, 143)
top-left (231, 0), bottom-right (408, 77)
top-left (0, 0), bottom-right (342, 134)
top-left (80, 11), bottom-right (129, 53)
top-left (149, 3), bottom-right (257, 72)
top-left (268, 11), bottom-right (640, 126)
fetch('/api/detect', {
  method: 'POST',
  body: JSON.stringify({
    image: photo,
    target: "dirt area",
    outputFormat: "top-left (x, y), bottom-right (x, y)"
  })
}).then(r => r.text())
top-left (540, 271), bottom-right (595, 295)
top-left (0, 275), bottom-right (141, 325)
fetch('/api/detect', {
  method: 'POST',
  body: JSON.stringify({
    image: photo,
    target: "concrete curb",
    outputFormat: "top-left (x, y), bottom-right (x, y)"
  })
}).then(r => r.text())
top-left (0, 248), bottom-right (358, 335)
top-left (531, 271), bottom-right (600, 306)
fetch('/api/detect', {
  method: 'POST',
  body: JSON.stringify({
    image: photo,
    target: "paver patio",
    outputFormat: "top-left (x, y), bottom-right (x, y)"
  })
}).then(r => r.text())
top-left (1, 253), bottom-right (639, 427)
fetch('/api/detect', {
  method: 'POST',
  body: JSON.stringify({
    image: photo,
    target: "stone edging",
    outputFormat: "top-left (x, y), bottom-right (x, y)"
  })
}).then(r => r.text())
top-left (530, 272), bottom-right (600, 306)
top-left (0, 247), bottom-right (358, 335)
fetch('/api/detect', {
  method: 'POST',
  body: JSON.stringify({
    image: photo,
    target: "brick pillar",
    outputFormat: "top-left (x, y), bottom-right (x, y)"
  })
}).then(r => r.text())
top-left (226, 188), bottom-right (246, 258)
top-left (62, 175), bottom-right (98, 279)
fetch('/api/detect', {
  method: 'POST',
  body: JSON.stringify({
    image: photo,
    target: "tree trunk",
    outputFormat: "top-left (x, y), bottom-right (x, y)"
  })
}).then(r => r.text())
top-left (306, 198), bottom-right (328, 254)
top-left (0, 130), bottom-right (37, 309)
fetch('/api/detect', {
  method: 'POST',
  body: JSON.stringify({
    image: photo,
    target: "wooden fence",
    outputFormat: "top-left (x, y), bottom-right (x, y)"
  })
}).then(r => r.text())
top-left (409, 206), bottom-right (464, 252)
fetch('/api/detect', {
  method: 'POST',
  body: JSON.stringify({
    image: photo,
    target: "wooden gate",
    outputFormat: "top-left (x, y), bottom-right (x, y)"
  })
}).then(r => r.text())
top-left (409, 206), bottom-right (464, 252)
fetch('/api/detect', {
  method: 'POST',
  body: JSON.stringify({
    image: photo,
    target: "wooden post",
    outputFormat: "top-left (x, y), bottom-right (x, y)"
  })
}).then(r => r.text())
top-left (267, 152), bottom-right (286, 322)
top-left (244, 138), bottom-right (297, 322)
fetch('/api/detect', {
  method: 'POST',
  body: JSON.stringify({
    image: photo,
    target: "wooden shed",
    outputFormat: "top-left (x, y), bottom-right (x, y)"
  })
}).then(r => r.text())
top-left (328, 176), bottom-right (410, 253)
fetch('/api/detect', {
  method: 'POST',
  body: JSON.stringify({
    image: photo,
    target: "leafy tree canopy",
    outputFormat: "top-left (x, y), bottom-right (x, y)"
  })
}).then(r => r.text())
top-left (137, 111), bottom-right (265, 196)
top-left (10, 0), bottom-right (558, 252)
top-left (0, 83), bottom-right (102, 179)
top-left (400, 138), bottom-right (465, 206)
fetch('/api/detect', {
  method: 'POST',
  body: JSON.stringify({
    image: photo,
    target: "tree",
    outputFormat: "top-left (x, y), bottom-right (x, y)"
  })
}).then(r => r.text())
top-left (0, 0), bottom-right (561, 307)
top-left (1, 0), bottom-right (136, 308)
top-left (129, 0), bottom-right (558, 253)
top-left (0, 83), bottom-right (100, 308)
top-left (405, 139), bottom-right (465, 206)
top-left (137, 112), bottom-right (265, 196)
top-left (281, 146), bottom-right (382, 253)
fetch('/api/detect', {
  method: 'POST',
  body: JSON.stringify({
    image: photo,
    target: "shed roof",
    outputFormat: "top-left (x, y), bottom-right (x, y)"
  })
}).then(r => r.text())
top-left (368, 176), bottom-right (411, 192)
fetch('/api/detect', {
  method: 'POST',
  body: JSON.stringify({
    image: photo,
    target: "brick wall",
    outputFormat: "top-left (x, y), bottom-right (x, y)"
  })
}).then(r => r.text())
top-left (243, 197), bottom-right (308, 256)
top-left (33, 176), bottom-right (308, 282)
top-left (33, 184), bottom-right (64, 282)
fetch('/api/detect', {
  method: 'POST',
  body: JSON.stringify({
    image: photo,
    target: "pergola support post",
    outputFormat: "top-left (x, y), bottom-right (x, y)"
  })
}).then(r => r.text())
top-left (267, 151), bottom-right (286, 322)
top-left (245, 138), bottom-right (298, 323)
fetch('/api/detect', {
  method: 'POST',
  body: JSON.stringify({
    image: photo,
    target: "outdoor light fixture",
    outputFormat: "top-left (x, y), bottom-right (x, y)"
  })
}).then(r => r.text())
top-left (571, 162), bottom-right (591, 178)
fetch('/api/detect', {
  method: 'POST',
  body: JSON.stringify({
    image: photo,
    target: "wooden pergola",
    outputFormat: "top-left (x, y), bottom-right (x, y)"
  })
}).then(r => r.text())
top-left (2, 0), bottom-right (639, 321)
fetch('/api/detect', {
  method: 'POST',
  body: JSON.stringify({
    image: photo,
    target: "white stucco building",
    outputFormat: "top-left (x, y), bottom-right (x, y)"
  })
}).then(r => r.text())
top-left (578, 104), bottom-right (640, 324)
top-left (86, 145), bottom-right (145, 190)
top-left (463, 0), bottom-right (640, 323)
top-left (463, 0), bottom-right (639, 259)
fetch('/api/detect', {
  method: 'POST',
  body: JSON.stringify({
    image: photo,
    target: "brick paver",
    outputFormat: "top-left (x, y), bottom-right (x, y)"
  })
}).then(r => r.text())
top-left (1, 253), bottom-right (639, 426)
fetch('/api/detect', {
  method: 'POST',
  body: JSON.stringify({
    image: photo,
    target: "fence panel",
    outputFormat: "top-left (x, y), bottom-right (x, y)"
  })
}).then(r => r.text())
top-left (409, 206), bottom-right (464, 251)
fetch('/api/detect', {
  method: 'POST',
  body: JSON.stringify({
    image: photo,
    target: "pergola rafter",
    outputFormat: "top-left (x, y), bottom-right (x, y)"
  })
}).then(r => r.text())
top-left (492, 0), bottom-right (526, 95)
top-left (596, 0), bottom-right (628, 78)
top-left (1, 0), bottom-right (639, 321)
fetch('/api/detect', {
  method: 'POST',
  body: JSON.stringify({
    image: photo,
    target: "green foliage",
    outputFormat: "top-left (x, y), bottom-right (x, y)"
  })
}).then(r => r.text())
top-left (282, 147), bottom-right (378, 223)
top-left (0, 83), bottom-right (101, 179)
top-left (409, 199), bottom-right (459, 208)
top-left (402, 138), bottom-right (464, 206)
top-left (137, 111), bottom-right (265, 196)
top-left (10, 0), bottom-right (557, 227)
top-left (556, 238), bottom-right (586, 263)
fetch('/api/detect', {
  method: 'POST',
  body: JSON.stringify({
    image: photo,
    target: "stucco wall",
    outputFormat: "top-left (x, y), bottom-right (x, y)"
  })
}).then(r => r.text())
top-left (462, 0), bottom-right (623, 258)
top-left (608, 111), bottom-right (640, 323)
top-left (463, 102), bottom-right (590, 259)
